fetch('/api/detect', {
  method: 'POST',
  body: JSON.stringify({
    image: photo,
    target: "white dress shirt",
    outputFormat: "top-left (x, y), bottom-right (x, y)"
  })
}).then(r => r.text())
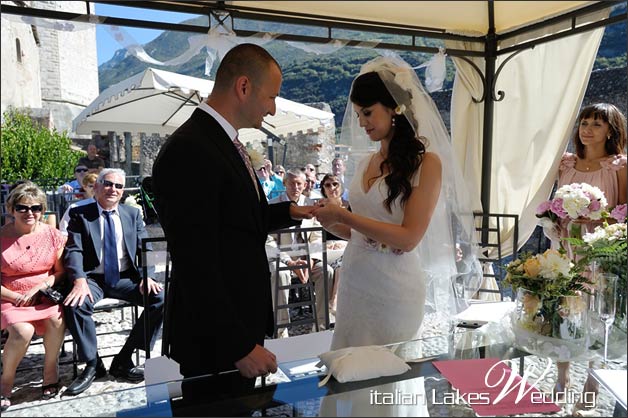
top-left (93, 203), bottom-right (132, 274)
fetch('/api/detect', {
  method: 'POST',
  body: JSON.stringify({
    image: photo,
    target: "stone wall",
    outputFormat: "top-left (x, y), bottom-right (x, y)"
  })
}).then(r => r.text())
top-left (34, 1), bottom-right (99, 136)
top-left (0, 1), bottom-right (42, 117)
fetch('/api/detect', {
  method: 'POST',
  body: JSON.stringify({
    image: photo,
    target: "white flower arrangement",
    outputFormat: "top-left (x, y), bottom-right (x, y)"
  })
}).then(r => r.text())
top-left (124, 195), bottom-right (144, 219)
top-left (583, 222), bottom-right (627, 245)
top-left (536, 249), bottom-right (574, 279)
top-left (553, 182), bottom-right (608, 220)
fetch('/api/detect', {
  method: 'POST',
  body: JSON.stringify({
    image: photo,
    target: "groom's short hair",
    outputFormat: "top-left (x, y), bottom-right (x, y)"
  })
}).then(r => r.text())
top-left (214, 44), bottom-right (280, 91)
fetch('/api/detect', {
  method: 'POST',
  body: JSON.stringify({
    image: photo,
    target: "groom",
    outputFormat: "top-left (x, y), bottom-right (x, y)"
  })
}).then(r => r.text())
top-left (152, 44), bottom-right (314, 388)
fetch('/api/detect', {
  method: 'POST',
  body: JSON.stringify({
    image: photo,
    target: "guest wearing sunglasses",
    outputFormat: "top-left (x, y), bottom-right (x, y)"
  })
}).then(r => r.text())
top-left (267, 160), bottom-right (286, 200)
top-left (319, 174), bottom-right (350, 316)
top-left (58, 173), bottom-right (98, 235)
top-left (1, 182), bottom-right (67, 410)
top-left (62, 168), bottom-right (164, 396)
top-left (58, 164), bottom-right (90, 201)
top-left (255, 162), bottom-right (275, 200)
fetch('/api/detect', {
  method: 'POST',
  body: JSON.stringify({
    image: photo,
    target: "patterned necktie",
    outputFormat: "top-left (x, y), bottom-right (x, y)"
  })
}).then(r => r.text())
top-left (103, 210), bottom-right (120, 287)
top-left (233, 136), bottom-right (260, 198)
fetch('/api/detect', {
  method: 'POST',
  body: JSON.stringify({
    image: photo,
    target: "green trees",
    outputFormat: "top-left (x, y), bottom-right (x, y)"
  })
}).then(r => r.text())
top-left (1, 109), bottom-right (82, 185)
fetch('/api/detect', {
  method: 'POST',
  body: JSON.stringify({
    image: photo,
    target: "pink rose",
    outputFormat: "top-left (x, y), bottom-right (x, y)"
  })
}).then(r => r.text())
top-left (611, 204), bottom-right (627, 222)
top-left (589, 199), bottom-right (601, 211)
top-left (536, 200), bottom-right (551, 215)
top-left (550, 198), bottom-right (567, 219)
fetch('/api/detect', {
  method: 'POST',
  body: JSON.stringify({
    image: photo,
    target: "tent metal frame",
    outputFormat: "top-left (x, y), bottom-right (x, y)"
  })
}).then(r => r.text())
top-left (2, 0), bottom-right (625, 216)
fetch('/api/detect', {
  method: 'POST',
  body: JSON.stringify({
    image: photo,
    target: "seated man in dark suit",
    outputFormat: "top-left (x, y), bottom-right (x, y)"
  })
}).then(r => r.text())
top-left (63, 168), bottom-right (164, 396)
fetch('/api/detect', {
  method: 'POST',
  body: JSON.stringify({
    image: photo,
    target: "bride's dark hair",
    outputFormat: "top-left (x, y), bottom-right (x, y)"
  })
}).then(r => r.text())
top-left (350, 71), bottom-right (426, 212)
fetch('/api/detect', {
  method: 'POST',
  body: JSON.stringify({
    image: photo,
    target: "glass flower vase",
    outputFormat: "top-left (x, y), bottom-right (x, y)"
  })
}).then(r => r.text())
top-left (511, 288), bottom-right (589, 361)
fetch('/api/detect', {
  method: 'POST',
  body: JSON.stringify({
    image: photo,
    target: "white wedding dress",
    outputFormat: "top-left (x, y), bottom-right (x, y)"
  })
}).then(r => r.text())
top-left (331, 153), bottom-right (426, 350)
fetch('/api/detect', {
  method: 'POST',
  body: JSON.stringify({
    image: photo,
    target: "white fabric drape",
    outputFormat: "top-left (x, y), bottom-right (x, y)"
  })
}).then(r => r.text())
top-left (446, 13), bottom-right (607, 256)
top-left (446, 33), bottom-right (485, 214)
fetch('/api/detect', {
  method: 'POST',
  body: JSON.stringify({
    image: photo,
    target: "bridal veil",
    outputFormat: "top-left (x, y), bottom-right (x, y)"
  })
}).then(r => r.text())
top-left (339, 52), bottom-right (483, 322)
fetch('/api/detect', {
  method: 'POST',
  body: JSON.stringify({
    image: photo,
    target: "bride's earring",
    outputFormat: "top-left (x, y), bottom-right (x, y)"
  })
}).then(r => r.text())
top-left (391, 117), bottom-right (396, 127)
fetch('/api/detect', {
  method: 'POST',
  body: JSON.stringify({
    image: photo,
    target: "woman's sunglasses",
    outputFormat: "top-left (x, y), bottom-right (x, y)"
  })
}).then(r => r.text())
top-left (15, 204), bottom-right (43, 213)
top-left (323, 182), bottom-right (340, 188)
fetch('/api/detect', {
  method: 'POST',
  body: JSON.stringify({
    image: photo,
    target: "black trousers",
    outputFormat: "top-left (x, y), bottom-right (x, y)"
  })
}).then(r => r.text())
top-left (64, 273), bottom-right (165, 362)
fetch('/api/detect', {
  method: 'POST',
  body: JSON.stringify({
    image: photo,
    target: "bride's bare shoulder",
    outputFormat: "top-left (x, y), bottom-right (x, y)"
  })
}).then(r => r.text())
top-left (422, 152), bottom-right (442, 170)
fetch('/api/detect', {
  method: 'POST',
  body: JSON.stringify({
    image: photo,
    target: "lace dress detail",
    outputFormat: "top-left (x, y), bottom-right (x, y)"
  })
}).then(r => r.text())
top-left (331, 153), bottom-right (426, 350)
top-left (1, 224), bottom-right (66, 334)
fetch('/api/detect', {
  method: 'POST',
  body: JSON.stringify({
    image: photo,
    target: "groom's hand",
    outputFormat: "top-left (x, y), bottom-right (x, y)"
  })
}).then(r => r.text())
top-left (290, 204), bottom-right (316, 220)
top-left (235, 344), bottom-right (278, 378)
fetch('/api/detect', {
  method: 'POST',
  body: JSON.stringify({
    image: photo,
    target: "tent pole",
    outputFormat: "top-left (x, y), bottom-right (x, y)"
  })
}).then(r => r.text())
top-left (480, 0), bottom-right (497, 247)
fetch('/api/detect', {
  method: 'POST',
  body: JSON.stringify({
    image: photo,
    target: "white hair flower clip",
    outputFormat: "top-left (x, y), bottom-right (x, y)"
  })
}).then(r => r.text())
top-left (394, 104), bottom-right (406, 115)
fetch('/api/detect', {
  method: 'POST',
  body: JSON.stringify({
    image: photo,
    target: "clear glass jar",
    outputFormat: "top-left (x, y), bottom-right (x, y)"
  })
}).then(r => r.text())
top-left (511, 288), bottom-right (589, 360)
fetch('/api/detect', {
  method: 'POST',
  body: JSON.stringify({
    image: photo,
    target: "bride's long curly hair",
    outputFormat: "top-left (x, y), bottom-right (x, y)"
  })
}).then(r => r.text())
top-left (350, 71), bottom-right (426, 212)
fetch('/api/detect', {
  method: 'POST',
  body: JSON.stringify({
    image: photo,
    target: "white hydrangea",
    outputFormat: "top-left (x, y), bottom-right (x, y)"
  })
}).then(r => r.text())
top-left (554, 183), bottom-right (607, 220)
top-left (537, 249), bottom-right (573, 279)
top-left (584, 222), bottom-right (627, 245)
top-left (124, 195), bottom-right (144, 219)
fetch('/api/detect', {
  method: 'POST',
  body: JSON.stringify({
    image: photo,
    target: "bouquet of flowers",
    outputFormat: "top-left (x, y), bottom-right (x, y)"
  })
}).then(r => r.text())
top-left (504, 249), bottom-right (589, 301)
top-left (505, 250), bottom-right (592, 360)
top-left (536, 183), bottom-right (609, 247)
top-left (124, 194), bottom-right (144, 219)
top-left (537, 182), bottom-right (608, 221)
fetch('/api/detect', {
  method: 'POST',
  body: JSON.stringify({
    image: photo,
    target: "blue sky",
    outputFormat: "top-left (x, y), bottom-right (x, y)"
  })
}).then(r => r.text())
top-left (94, 3), bottom-right (200, 65)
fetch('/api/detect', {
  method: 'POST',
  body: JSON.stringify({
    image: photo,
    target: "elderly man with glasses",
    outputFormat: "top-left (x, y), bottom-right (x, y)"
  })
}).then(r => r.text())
top-left (255, 160), bottom-right (276, 200)
top-left (62, 168), bottom-right (164, 396)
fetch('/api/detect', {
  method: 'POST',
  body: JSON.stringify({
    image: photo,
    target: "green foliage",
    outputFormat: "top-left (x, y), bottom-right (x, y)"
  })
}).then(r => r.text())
top-left (565, 231), bottom-right (627, 292)
top-left (1, 108), bottom-right (82, 185)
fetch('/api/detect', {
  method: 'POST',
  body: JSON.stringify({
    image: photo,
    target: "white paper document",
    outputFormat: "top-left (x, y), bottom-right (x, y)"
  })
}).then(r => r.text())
top-left (590, 369), bottom-right (627, 409)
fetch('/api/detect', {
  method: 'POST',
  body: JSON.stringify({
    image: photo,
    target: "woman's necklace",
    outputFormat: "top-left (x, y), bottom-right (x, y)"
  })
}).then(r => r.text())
top-left (581, 155), bottom-right (607, 171)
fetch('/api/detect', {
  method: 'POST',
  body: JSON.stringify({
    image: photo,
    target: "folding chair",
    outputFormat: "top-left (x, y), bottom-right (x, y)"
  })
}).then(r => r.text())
top-left (269, 225), bottom-right (330, 338)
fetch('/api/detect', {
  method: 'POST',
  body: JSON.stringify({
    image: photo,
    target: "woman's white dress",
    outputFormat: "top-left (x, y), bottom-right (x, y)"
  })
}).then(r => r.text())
top-left (331, 153), bottom-right (426, 350)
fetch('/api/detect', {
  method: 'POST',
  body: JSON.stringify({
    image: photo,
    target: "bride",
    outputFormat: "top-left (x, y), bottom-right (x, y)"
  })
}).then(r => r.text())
top-left (313, 53), bottom-right (481, 350)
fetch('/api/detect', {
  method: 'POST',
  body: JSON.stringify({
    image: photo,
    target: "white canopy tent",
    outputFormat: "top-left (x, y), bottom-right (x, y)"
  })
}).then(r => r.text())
top-left (2, 0), bottom-right (625, 253)
top-left (72, 67), bottom-right (335, 145)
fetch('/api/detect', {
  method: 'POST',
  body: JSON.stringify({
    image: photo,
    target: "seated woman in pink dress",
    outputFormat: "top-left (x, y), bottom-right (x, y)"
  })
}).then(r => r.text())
top-left (1, 182), bottom-right (67, 411)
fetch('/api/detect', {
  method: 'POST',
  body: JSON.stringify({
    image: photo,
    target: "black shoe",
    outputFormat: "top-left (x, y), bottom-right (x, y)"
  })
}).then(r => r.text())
top-left (64, 359), bottom-right (107, 396)
top-left (109, 359), bottom-right (144, 383)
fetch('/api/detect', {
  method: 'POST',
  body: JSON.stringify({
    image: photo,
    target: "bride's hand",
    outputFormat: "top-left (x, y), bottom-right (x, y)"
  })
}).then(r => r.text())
top-left (313, 203), bottom-right (344, 228)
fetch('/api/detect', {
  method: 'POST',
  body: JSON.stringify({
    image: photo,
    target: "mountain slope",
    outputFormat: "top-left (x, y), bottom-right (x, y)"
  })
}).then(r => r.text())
top-left (98, 15), bottom-right (626, 127)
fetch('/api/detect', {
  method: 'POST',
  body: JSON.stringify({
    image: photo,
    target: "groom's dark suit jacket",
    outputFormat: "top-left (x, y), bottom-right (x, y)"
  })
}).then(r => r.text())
top-left (152, 109), bottom-right (298, 377)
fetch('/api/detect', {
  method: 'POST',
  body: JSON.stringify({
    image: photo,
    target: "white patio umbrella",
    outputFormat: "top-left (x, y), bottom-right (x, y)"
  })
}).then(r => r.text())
top-left (73, 67), bottom-right (334, 142)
